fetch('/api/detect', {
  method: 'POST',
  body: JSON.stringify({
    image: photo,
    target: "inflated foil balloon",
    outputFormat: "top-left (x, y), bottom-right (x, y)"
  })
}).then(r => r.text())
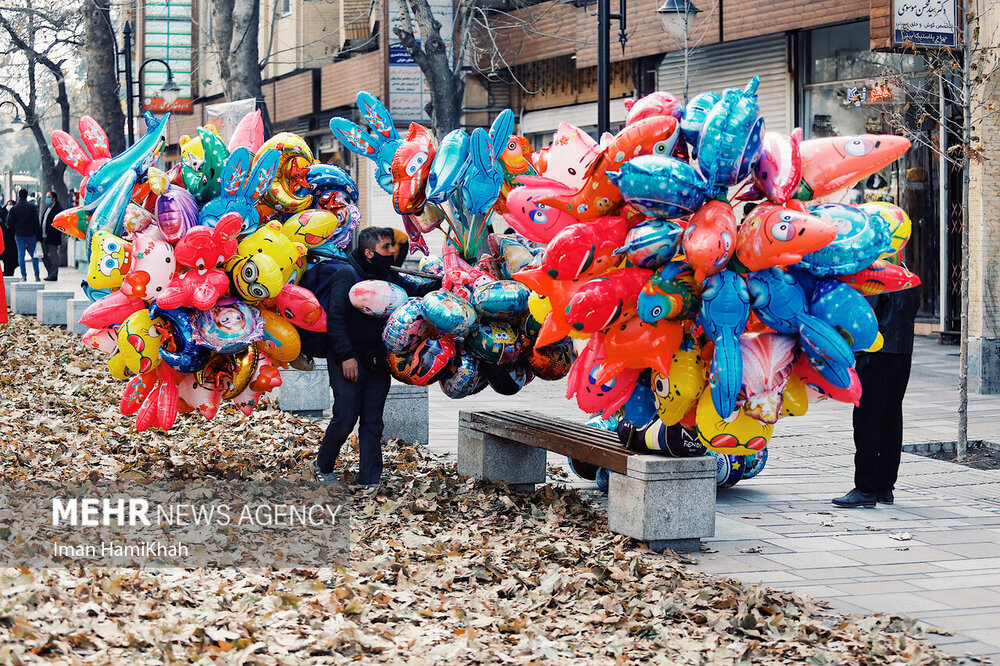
top-left (525, 338), bottom-right (575, 380)
top-left (797, 203), bottom-right (893, 276)
top-left (120, 232), bottom-right (178, 302)
top-left (712, 452), bottom-right (746, 488)
top-left (696, 77), bottom-right (765, 191)
top-left (680, 91), bottom-right (722, 157)
top-left (741, 447), bottom-right (768, 479)
top-left (625, 91), bottom-right (683, 125)
top-left (536, 115), bottom-right (680, 220)
top-left (440, 350), bottom-right (482, 398)
top-left (609, 155), bottom-right (710, 219)
top-left (638, 261), bottom-right (700, 323)
top-left (745, 129), bottom-right (803, 204)
top-left (596, 316), bottom-right (683, 383)
top-left (282, 210), bottom-right (341, 248)
top-left (258, 309), bottom-right (302, 364)
top-left (388, 336), bottom-right (456, 386)
top-left (151, 305), bottom-right (212, 374)
top-left (622, 370), bottom-right (658, 428)
top-left (461, 120), bottom-right (509, 215)
top-left (651, 335), bottom-right (707, 426)
top-left (792, 353), bottom-right (861, 405)
top-left (809, 279), bottom-right (878, 351)
top-left (796, 134), bottom-right (911, 200)
top-left (350, 280), bottom-right (408, 317)
top-left (565, 267), bottom-right (652, 334)
top-left (541, 216), bottom-right (631, 281)
top-left (87, 231), bottom-right (132, 290)
top-left (682, 200), bottom-right (737, 284)
top-left (503, 176), bottom-right (583, 243)
top-left (734, 202), bottom-right (838, 273)
top-left (467, 321), bottom-right (522, 364)
top-left (481, 363), bottom-right (533, 396)
top-left (836, 260), bottom-right (921, 295)
top-left (695, 390), bottom-right (773, 456)
top-left (861, 201), bottom-right (912, 257)
top-left (155, 185), bottom-right (200, 243)
top-left (420, 290), bottom-right (478, 337)
top-left (471, 280), bottom-right (530, 320)
top-left (383, 298), bottom-right (433, 353)
top-left (534, 122), bottom-right (601, 191)
top-left (740, 333), bottom-right (796, 425)
top-left (177, 373), bottom-right (222, 420)
top-left (108, 309), bottom-right (165, 379)
top-left (329, 91), bottom-right (401, 194)
top-left (425, 128), bottom-right (470, 203)
top-left (613, 219), bottom-right (683, 269)
top-left (391, 122), bottom-right (437, 214)
top-left (698, 270), bottom-right (750, 419)
top-left (192, 299), bottom-right (264, 354)
top-left (565, 333), bottom-right (640, 419)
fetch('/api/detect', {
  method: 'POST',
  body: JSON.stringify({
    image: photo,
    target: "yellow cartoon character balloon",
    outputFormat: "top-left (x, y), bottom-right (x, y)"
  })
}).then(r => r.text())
top-left (779, 374), bottom-right (809, 418)
top-left (281, 209), bottom-right (340, 248)
top-left (651, 333), bottom-right (707, 426)
top-left (861, 201), bottom-right (911, 259)
top-left (87, 231), bottom-right (133, 290)
top-left (226, 221), bottom-right (307, 301)
top-left (695, 390), bottom-right (774, 456)
top-left (107, 310), bottom-right (165, 379)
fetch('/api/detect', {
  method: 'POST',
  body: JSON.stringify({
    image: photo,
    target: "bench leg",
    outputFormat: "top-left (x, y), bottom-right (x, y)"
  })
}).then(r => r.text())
top-left (457, 429), bottom-right (547, 491)
top-left (606, 458), bottom-right (716, 553)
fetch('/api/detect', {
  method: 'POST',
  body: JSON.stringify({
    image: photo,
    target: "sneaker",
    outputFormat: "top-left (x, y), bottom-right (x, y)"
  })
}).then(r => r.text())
top-left (312, 459), bottom-right (339, 487)
top-left (877, 489), bottom-right (894, 505)
top-left (832, 488), bottom-right (877, 508)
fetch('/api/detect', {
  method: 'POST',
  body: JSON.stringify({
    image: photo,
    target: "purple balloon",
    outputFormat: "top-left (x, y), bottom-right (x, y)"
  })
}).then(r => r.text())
top-left (155, 185), bottom-right (200, 243)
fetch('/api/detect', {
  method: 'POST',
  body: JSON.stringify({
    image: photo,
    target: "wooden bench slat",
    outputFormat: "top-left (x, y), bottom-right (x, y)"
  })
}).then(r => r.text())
top-left (460, 409), bottom-right (634, 474)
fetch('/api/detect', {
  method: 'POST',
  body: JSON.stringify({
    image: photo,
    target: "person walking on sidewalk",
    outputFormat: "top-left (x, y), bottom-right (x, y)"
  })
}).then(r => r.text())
top-left (40, 191), bottom-right (64, 281)
top-left (306, 226), bottom-right (435, 491)
top-left (833, 287), bottom-right (921, 508)
top-left (0, 198), bottom-right (16, 277)
top-left (8, 189), bottom-right (42, 282)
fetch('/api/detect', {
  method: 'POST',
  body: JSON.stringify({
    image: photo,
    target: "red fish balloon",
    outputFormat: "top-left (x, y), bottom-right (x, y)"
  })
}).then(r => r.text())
top-left (565, 267), bottom-right (653, 335)
top-left (391, 122), bottom-right (437, 214)
top-left (539, 216), bottom-right (631, 281)
top-left (682, 200), bottom-right (737, 284)
top-left (734, 201), bottom-right (837, 272)
top-left (566, 332), bottom-right (641, 418)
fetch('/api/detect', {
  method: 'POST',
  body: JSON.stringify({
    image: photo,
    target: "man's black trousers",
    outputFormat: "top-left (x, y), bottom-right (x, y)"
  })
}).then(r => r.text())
top-left (852, 352), bottom-right (913, 495)
top-left (317, 359), bottom-right (391, 485)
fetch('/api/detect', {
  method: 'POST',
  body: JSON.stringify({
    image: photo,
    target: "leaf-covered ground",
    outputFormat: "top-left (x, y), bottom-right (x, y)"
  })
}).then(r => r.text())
top-left (0, 315), bottom-right (955, 664)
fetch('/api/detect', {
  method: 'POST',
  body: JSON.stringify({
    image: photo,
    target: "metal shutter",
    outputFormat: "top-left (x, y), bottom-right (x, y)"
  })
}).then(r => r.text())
top-left (657, 34), bottom-right (792, 135)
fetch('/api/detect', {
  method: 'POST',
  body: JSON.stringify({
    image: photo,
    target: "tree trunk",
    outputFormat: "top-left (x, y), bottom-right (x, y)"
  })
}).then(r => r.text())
top-left (82, 0), bottom-right (126, 156)
top-left (957, 4), bottom-right (972, 462)
top-left (213, 0), bottom-right (269, 133)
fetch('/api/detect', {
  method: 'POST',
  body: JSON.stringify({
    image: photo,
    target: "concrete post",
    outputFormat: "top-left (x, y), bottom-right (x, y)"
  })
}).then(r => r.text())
top-left (37, 290), bottom-right (75, 326)
top-left (67, 299), bottom-right (91, 335)
top-left (12, 282), bottom-right (45, 315)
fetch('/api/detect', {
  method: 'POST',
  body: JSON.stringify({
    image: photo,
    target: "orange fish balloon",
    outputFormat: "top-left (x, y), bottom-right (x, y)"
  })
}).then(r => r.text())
top-left (734, 201), bottom-right (837, 272)
top-left (539, 216), bottom-right (631, 281)
top-left (595, 316), bottom-right (683, 384)
top-left (835, 259), bottom-right (921, 295)
top-left (796, 134), bottom-right (910, 201)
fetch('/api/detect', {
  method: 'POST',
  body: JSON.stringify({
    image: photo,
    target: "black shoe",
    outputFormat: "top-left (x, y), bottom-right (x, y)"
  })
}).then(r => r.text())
top-left (877, 490), bottom-right (894, 505)
top-left (44, 276), bottom-right (57, 282)
top-left (832, 488), bottom-right (877, 508)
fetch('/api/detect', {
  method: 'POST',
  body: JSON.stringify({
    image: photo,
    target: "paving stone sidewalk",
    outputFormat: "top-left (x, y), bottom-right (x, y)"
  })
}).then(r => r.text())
top-left (426, 336), bottom-right (1000, 663)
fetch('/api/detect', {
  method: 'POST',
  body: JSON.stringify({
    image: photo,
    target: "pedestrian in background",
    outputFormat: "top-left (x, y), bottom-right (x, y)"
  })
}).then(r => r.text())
top-left (0, 198), bottom-right (16, 277)
top-left (834, 287), bottom-right (921, 508)
top-left (7, 189), bottom-right (42, 282)
top-left (40, 190), bottom-right (64, 281)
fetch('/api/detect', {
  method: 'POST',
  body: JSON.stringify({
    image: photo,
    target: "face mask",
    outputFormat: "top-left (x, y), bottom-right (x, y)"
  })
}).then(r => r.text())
top-left (367, 252), bottom-right (394, 275)
top-left (45, 197), bottom-right (52, 206)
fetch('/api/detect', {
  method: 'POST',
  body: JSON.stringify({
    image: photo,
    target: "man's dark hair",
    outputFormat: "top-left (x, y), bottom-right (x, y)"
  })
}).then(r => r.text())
top-left (17, 189), bottom-right (27, 201)
top-left (357, 226), bottom-right (393, 253)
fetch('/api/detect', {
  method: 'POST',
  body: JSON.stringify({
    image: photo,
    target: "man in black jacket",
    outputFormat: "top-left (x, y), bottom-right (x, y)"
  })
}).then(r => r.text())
top-left (7, 189), bottom-right (41, 282)
top-left (311, 226), bottom-right (434, 489)
top-left (0, 198), bottom-right (16, 277)
top-left (834, 287), bottom-right (921, 508)
top-left (40, 191), bottom-right (64, 281)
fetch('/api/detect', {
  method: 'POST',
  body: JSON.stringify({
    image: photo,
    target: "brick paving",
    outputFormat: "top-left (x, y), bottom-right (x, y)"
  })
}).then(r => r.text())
top-left (45, 266), bottom-right (1000, 662)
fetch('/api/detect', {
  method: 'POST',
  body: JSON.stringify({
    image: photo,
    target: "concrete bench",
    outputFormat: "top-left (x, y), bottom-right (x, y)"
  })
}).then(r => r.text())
top-left (458, 410), bottom-right (716, 552)
top-left (278, 359), bottom-right (331, 416)
top-left (37, 290), bottom-right (75, 326)
top-left (384, 383), bottom-right (429, 445)
top-left (3, 276), bottom-right (19, 307)
top-left (67, 298), bottom-right (91, 335)
top-left (12, 282), bottom-right (45, 315)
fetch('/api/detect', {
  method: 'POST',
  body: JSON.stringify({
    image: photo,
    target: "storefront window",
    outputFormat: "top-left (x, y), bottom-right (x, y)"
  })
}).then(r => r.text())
top-left (800, 21), bottom-right (942, 320)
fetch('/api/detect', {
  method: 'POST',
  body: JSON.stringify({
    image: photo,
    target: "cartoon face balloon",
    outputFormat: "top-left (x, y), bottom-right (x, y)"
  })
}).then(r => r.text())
top-left (734, 202), bottom-right (838, 273)
top-left (797, 203), bottom-right (893, 276)
top-left (192, 299), bottom-right (265, 354)
top-left (566, 333), bottom-right (641, 419)
top-left (120, 232), bottom-right (177, 302)
top-left (638, 261), bottom-right (700, 323)
top-left (87, 231), bottom-right (132, 290)
top-left (695, 390), bottom-right (773, 456)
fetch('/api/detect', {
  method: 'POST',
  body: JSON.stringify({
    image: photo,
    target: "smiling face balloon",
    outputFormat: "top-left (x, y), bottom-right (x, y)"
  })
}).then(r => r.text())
top-left (565, 332), bottom-right (640, 418)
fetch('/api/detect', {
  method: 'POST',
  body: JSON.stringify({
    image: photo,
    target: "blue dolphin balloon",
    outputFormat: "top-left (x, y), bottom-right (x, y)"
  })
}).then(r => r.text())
top-left (609, 155), bottom-right (710, 218)
top-left (698, 270), bottom-right (750, 419)
top-left (460, 127), bottom-right (504, 215)
top-left (84, 170), bottom-right (137, 262)
top-left (84, 112), bottom-right (169, 206)
top-left (426, 129), bottom-right (471, 203)
top-left (697, 77), bottom-right (765, 192)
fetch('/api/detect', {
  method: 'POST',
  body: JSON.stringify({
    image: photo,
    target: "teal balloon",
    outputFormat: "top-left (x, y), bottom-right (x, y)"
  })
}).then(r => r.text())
top-left (681, 91), bottom-right (722, 157)
top-left (419, 290), bottom-right (478, 338)
top-left (799, 204), bottom-right (893, 276)
top-left (809, 279), bottom-right (878, 351)
top-left (609, 155), bottom-right (710, 219)
top-left (440, 350), bottom-right (482, 399)
top-left (697, 77), bottom-right (765, 192)
top-left (471, 280), bottom-right (529, 319)
top-left (426, 129), bottom-right (470, 203)
top-left (383, 298), bottom-right (432, 353)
